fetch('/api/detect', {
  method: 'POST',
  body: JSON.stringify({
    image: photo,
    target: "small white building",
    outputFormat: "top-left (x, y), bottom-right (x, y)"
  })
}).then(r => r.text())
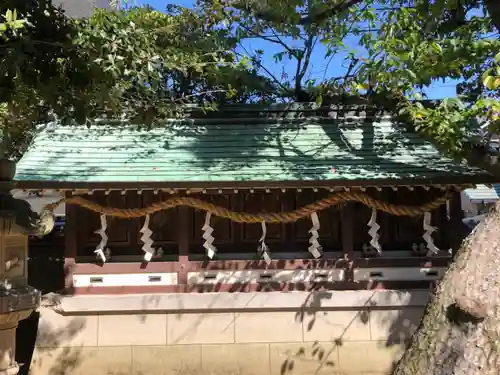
top-left (461, 184), bottom-right (499, 228)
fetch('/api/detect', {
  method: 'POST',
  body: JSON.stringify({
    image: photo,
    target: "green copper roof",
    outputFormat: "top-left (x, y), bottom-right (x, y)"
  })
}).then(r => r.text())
top-left (14, 105), bottom-right (493, 186)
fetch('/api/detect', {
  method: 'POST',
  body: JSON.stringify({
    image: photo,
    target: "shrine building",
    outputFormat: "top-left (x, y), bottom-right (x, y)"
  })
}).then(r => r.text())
top-left (13, 103), bottom-right (495, 375)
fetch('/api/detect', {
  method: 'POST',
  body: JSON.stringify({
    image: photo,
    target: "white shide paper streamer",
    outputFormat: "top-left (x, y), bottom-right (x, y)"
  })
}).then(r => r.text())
top-left (95, 248), bottom-right (112, 262)
top-left (308, 212), bottom-right (323, 258)
top-left (140, 214), bottom-right (155, 262)
top-left (367, 209), bottom-right (382, 254)
top-left (258, 221), bottom-right (272, 264)
top-left (94, 214), bottom-right (109, 262)
top-left (423, 212), bottom-right (439, 255)
top-left (202, 212), bottom-right (217, 259)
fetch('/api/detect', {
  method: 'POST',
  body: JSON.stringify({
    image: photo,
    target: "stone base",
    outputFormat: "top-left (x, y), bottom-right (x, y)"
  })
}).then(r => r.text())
top-left (0, 323), bottom-right (18, 375)
top-left (31, 343), bottom-right (403, 375)
top-left (0, 363), bottom-right (18, 375)
top-left (0, 311), bottom-right (32, 326)
top-left (29, 290), bottom-right (428, 375)
top-left (0, 310), bottom-right (36, 375)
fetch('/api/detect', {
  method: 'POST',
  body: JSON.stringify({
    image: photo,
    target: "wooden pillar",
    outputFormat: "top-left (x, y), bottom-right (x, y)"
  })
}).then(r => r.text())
top-left (64, 191), bottom-right (78, 293)
top-left (127, 191), bottom-right (139, 252)
top-left (341, 203), bottom-right (354, 281)
top-left (448, 191), bottom-right (464, 257)
top-left (282, 190), bottom-right (295, 250)
top-left (177, 206), bottom-right (190, 287)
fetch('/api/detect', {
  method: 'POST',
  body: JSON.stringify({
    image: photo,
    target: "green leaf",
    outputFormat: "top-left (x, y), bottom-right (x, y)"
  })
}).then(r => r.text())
top-left (483, 75), bottom-right (495, 90)
top-left (273, 52), bottom-right (285, 62)
top-left (493, 78), bottom-right (500, 90)
top-left (11, 20), bottom-right (25, 29)
top-left (315, 93), bottom-right (323, 105)
top-left (414, 109), bottom-right (427, 120)
top-left (405, 69), bottom-right (417, 80)
top-left (5, 9), bottom-right (13, 23)
top-left (355, 82), bottom-right (369, 90)
top-left (495, 51), bottom-right (500, 64)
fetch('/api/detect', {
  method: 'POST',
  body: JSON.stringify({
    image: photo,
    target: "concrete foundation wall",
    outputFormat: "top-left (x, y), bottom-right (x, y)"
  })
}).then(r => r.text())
top-left (29, 290), bottom-right (429, 375)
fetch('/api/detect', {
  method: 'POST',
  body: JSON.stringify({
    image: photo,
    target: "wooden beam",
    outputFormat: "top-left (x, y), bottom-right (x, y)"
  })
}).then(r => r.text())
top-left (127, 191), bottom-right (140, 248)
top-left (71, 257), bottom-right (451, 274)
top-left (177, 206), bottom-right (190, 285)
top-left (12, 178), bottom-right (486, 191)
top-left (448, 191), bottom-right (465, 256)
top-left (282, 190), bottom-right (295, 248)
top-left (64, 191), bottom-right (78, 293)
top-left (341, 203), bottom-right (355, 281)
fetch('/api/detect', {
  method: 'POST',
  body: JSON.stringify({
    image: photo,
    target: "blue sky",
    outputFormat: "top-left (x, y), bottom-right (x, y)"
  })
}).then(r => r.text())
top-left (131, 0), bottom-right (458, 99)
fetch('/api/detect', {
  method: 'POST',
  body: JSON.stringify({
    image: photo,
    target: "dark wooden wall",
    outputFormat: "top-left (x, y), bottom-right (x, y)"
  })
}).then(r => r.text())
top-left (29, 230), bottom-right (65, 293)
top-left (73, 187), bottom-right (450, 259)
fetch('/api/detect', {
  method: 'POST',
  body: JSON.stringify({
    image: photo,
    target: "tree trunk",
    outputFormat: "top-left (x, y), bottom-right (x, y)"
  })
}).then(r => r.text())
top-left (393, 201), bottom-right (500, 375)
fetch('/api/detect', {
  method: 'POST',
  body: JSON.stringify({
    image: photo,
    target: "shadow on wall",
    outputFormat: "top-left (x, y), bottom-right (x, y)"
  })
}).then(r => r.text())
top-left (27, 303), bottom-right (84, 375)
top-left (20, 289), bottom-right (429, 375)
top-left (22, 308), bottom-right (147, 375)
top-left (23, 294), bottom-right (162, 375)
top-left (282, 289), bottom-right (428, 375)
top-left (17, 251), bottom-right (66, 374)
top-left (16, 312), bottom-right (39, 375)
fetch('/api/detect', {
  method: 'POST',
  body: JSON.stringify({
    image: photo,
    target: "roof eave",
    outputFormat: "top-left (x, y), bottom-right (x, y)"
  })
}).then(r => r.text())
top-left (11, 174), bottom-right (496, 191)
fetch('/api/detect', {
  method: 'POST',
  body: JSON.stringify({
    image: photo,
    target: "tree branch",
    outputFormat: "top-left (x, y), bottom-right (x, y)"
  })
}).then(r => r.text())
top-left (228, 0), bottom-right (363, 26)
top-left (485, 0), bottom-right (500, 32)
top-left (229, 14), bottom-right (299, 58)
top-left (292, 33), bottom-right (315, 101)
top-left (234, 49), bottom-right (288, 93)
top-left (299, 0), bottom-right (363, 25)
top-left (294, 54), bottom-right (303, 99)
top-left (269, 26), bottom-right (298, 57)
top-left (299, 35), bottom-right (315, 79)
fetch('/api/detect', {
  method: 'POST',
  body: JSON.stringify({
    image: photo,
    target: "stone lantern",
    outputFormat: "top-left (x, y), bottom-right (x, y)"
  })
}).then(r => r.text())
top-left (0, 159), bottom-right (53, 375)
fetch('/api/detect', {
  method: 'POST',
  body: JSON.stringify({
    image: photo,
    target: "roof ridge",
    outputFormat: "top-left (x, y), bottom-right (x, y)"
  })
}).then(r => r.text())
top-left (44, 108), bottom-right (397, 129)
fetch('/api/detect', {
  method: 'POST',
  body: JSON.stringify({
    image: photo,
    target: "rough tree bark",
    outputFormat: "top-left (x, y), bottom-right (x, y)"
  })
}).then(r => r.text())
top-left (392, 200), bottom-right (500, 375)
